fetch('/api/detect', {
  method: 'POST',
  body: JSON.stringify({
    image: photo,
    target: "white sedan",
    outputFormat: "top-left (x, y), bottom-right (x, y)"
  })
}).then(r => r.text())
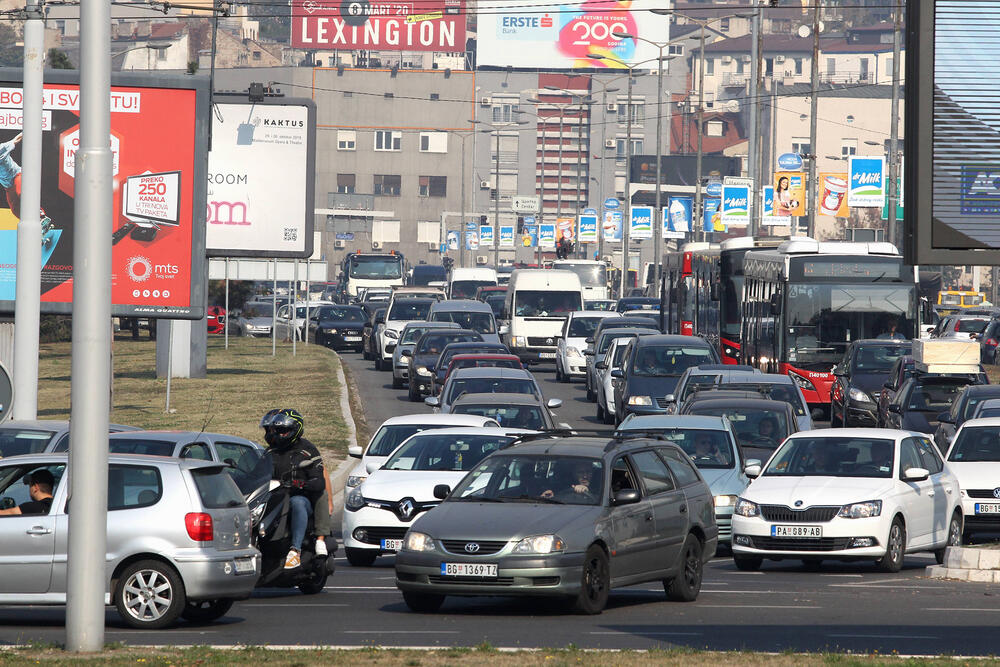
top-left (732, 428), bottom-right (962, 572)
top-left (555, 311), bottom-right (616, 383)
top-left (596, 336), bottom-right (629, 425)
top-left (943, 417), bottom-right (1000, 541)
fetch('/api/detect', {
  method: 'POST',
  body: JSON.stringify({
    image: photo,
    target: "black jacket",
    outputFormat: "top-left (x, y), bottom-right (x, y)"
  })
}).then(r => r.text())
top-left (269, 437), bottom-right (325, 497)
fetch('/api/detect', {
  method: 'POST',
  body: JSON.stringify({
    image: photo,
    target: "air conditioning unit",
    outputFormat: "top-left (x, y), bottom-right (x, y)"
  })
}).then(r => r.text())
top-left (428, 242), bottom-right (439, 251)
top-left (372, 241), bottom-right (383, 250)
top-left (334, 239), bottom-right (346, 249)
top-left (722, 55), bottom-right (732, 64)
top-left (476, 255), bottom-right (488, 265)
top-left (742, 55), bottom-right (751, 63)
top-left (775, 55), bottom-right (786, 63)
top-left (604, 139), bottom-right (616, 149)
top-left (480, 180), bottom-right (491, 189)
top-left (606, 103), bottom-right (618, 112)
top-left (480, 97), bottom-right (491, 107)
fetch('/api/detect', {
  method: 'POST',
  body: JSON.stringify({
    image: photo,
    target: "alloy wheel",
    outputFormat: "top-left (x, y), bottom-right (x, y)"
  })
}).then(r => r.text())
top-left (122, 569), bottom-right (173, 622)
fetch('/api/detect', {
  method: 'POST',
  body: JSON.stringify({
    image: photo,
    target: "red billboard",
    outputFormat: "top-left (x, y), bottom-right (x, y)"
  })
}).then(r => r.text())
top-left (292, 0), bottom-right (466, 52)
top-left (0, 71), bottom-right (208, 319)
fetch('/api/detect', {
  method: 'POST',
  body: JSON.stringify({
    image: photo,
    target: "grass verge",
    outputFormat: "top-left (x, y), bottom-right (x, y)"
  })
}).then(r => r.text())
top-left (36, 335), bottom-right (348, 458)
top-left (0, 646), bottom-right (991, 666)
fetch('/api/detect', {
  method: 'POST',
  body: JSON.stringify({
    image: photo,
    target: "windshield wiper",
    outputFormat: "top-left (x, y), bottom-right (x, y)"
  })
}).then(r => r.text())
top-left (510, 495), bottom-right (565, 504)
top-left (454, 496), bottom-right (505, 503)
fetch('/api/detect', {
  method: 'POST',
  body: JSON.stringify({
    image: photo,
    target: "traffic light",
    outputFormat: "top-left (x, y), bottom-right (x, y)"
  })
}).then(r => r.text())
top-left (517, 216), bottom-right (524, 234)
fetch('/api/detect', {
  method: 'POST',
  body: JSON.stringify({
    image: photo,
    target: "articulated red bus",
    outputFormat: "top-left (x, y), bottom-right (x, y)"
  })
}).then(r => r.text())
top-left (660, 243), bottom-right (716, 336)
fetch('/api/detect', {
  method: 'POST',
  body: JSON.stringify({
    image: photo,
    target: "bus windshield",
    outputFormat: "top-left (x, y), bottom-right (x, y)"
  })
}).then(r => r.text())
top-left (348, 256), bottom-right (403, 280)
top-left (785, 284), bottom-right (915, 368)
top-left (554, 263), bottom-right (607, 288)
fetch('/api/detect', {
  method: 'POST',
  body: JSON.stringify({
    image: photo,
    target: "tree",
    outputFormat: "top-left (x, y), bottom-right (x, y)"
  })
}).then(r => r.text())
top-left (208, 279), bottom-right (256, 310)
top-left (187, 61), bottom-right (199, 74)
top-left (47, 49), bottom-right (73, 69)
top-left (0, 25), bottom-right (22, 67)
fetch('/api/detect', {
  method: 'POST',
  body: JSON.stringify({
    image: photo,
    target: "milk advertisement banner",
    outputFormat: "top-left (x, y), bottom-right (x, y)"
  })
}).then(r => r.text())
top-left (479, 224), bottom-right (494, 247)
top-left (848, 156), bottom-right (886, 207)
top-left (721, 184), bottom-right (750, 227)
top-left (761, 185), bottom-right (791, 226)
top-left (578, 214), bottom-right (598, 242)
top-left (499, 225), bottom-right (515, 247)
top-left (663, 196), bottom-right (692, 238)
top-left (629, 205), bottom-right (653, 239)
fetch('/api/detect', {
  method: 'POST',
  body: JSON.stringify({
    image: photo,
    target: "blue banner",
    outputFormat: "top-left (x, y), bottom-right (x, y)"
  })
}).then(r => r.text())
top-left (499, 225), bottom-right (515, 248)
top-left (603, 210), bottom-right (623, 241)
top-left (578, 214), bottom-right (599, 243)
top-left (721, 184), bottom-right (750, 226)
top-left (847, 156), bottom-right (886, 207)
top-left (446, 230), bottom-right (460, 251)
top-left (664, 196), bottom-right (692, 238)
top-left (703, 198), bottom-right (722, 232)
top-left (522, 224), bottom-right (537, 247)
top-left (465, 229), bottom-right (479, 250)
top-left (539, 223), bottom-right (556, 247)
top-left (630, 206), bottom-right (654, 240)
top-left (479, 225), bottom-right (494, 247)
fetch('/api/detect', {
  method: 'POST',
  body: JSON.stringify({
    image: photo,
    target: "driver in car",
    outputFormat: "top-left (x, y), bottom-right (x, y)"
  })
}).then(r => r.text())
top-left (0, 469), bottom-right (55, 516)
top-left (693, 434), bottom-right (722, 464)
top-left (637, 348), bottom-right (660, 375)
top-left (755, 417), bottom-right (780, 447)
top-left (541, 461), bottom-right (594, 500)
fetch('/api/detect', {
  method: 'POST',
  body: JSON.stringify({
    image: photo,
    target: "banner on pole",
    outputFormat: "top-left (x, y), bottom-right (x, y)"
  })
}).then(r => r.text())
top-left (848, 156), bottom-right (886, 207)
top-left (629, 206), bottom-right (654, 239)
top-left (721, 184), bottom-right (750, 227)
top-left (664, 196), bottom-right (692, 238)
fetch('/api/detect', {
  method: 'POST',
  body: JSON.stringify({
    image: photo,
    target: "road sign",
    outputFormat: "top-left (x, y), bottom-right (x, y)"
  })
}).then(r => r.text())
top-left (439, 243), bottom-right (446, 254)
top-left (604, 197), bottom-right (620, 210)
top-left (706, 181), bottom-right (723, 198)
top-left (777, 153), bottom-right (805, 171)
top-left (724, 176), bottom-right (754, 188)
top-left (512, 196), bottom-right (541, 214)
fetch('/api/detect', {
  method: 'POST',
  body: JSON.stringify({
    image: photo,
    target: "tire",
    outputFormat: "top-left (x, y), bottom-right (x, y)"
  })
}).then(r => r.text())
top-left (571, 545), bottom-right (610, 614)
top-left (402, 591), bottom-right (445, 613)
top-left (733, 555), bottom-right (763, 571)
top-left (407, 384), bottom-right (420, 402)
top-left (392, 375), bottom-right (404, 389)
top-left (345, 547), bottom-right (378, 567)
top-left (876, 517), bottom-right (906, 573)
top-left (374, 355), bottom-right (383, 371)
top-left (830, 402), bottom-right (842, 428)
top-left (596, 402), bottom-right (605, 422)
top-left (114, 559), bottom-right (186, 629)
top-left (604, 407), bottom-right (616, 426)
top-left (935, 511), bottom-right (964, 564)
top-left (363, 343), bottom-right (371, 361)
top-left (665, 534), bottom-right (704, 602)
top-left (180, 599), bottom-right (234, 623)
top-left (586, 379), bottom-right (595, 402)
top-left (555, 363), bottom-right (563, 383)
top-left (298, 573), bottom-right (328, 595)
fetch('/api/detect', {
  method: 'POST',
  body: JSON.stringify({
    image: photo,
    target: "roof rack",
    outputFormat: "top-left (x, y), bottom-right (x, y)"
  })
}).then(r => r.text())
top-left (500, 428), bottom-right (616, 449)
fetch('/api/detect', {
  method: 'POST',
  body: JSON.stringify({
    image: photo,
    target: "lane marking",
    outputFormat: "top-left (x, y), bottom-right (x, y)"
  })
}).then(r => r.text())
top-left (698, 605), bottom-right (821, 609)
top-left (325, 586), bottom-right (397, 590)
top-left (249, 603), bottom-right (349, 607)
top-left (828, 634), bottom-right (938, 640)
top-left (589, 631), bottom-right (701, 637)
top-left (924, 608), bottom-right (1000, 612)
top-left (820, 574), bottom-right (863, 578)
top-left (341, 630), bottom-right (460, 634)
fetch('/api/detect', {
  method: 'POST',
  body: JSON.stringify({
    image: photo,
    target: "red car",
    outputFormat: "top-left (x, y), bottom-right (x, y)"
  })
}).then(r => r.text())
top-left (444, 353), bottom-right (523, 383)
top-left (207, 306), bottom-right (226, 334)
top-left (474, 285), bottom-right (508, 302)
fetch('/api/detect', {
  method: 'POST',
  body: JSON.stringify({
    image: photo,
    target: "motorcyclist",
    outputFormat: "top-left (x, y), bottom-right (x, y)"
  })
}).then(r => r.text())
top-left (260, 409), bottom-right (332, 569)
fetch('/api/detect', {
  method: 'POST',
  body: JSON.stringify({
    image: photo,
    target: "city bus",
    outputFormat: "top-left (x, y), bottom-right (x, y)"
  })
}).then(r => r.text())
top-left (340, 251), bottom-right (406, 299)
top-left (660, 242), bottom-right (715, 336)
top-left (739, 239), bottom-right (917, 412)
top-left (936, 289), bottom-right (986, 317)
top-left (716, 237), bottom-right (784, 364)
top-left (552, 259), bottom-right (610, 301)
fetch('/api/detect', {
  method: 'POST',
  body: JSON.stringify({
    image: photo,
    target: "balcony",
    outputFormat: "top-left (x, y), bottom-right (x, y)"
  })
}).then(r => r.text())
top-left (327, 193), bottom-right (375, 210)
top-left (722, 72), bottom-right (751, 87)
top-left (819, 71), bottom-right (874, 85)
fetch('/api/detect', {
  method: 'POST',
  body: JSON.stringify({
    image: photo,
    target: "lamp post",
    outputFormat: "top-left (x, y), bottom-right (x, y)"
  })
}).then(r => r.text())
top-left (446, 129), bottom-right (475, 268)
top-left (541, 87), bottom-right (594, 259)
top-left (112, 42), bottom-right (172, 69)
top-left (472, 118), bottom-right (529, 268)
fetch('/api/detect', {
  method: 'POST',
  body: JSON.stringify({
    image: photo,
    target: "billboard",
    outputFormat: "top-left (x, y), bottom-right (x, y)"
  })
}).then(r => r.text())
top-left (479, 224), bottom-right (494, 247)
top-left (603, 210), bottom-right (622, 241)
top-left (773, 171), bottom-right (805, 217)
top-left (761, 186), bottom-right (791, 227)
top-left (818, 172), bottom-right (850, 218)
top-left (206, 98), bottom-right (315, 258)
top-left (477, 0), bottom-right (670, 70)
top-left (578, 214), bottom-right (598, 243)
top-left (847, 156), bottom-right (885, 208)
top-left (499, 225), bottom-right (515, 247)
top-left (556, 216), bottom-right (575, 242)
top-left (721, 185), bottom-right (750, 227)
top-left (703, 198), bottom-right (722, 232)
top-left (539, 223), bottom-right (556, 247)
top-left (292, 0), bottom-right (466, 51)
top-left (0, 70), bottom-right (208, 319)
top-left (629, 206), bottom-right (653, 239)
top-left (664, 196), bottom-right (692, 238)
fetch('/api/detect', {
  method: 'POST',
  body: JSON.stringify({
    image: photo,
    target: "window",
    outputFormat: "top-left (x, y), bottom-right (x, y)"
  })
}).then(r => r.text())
top-left (885, 56), bottom-right (894, 77)
top-left (492, 100), bottom-right (520, 124)
top-left (841, 139), bottom-right (858, 156)
top-left (374, 130), bottom-right (401, 151)
top-left (736, 58), bottom-right (745, 74)
top-left (706, 120), bottom-right (724, 137)
top-left (668, 44), bottom-right (684, 56)
top-left (252, 50), bottom-right (261, 60)
top-left (0, 463), bottom-right (64, 513)
top-left (417, 221), bottom-right (441, 243)
top-left (372, 219), bottom-right (401, 243)
top-left (617, 101), bottom-right (644, 126)
top-left (899, 439), bottom-right (923, 476)
top-left (795, 58), bottom-right (804, 75)
top-left (705, 58), bottom-right (715, 76)
top-left (631, 450), bottom-right (676, 495)
top-left (0, 429), bottom-right (55, 457)
top-left (610, 456), bottom-right (639, 494)
top-left (180, 443), bottom-right (212, 461)
top-left (826, 57), bottom-right (836, 75)
top-left (108, 465), bottom-right (162, 511)
top-left (616, 137), bottom-right (644, 161)
top-left (791, 138), bottom-right (811, 156)
top-left (430, 93), bottom-right (440, 100)
top-left (373, 174), bottom-right (401, 196)
top-left (337, 130), bottom-right (356, 151)
top-left (336, 173), bottom-right (356, 194)
top-left (419, 131), bottom-right (447, 153)
top-left (418, 175), bottom-right (447, 197)
top-left (914, 438), bottom-right (943, 474)
top-left (190, 468), bottom-right (244, 509)
top-left (720, 17), bottom-right (730, 31)
top-left (658, 448), bottom-right (702, 486)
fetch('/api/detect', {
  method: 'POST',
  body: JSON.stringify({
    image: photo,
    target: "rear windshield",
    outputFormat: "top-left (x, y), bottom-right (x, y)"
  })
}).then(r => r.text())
top-left (727, 383), bottom-right (807, 416)
top-left (907, 382), bottom-right (968, 411)
top-left (452, 404), bottom-right (546, 430)
top-left (957, 319), bottom-right (989, 334)
top-left (368, 424), bottom-right (452, 457)
top-left (568, 316), bottom-right (605, 338)
top-left (0, 429), bottom-right (55, 457)
top-left (191, 468), bottom-right (245, 509)
top-left (446, 377), bottom-right (537, 404)
top-left (687, 407), bottom-right (789, 451)
top-left (389, 301), bottom-right (432, 321)
top-left (417, 332), bottom-right (481, 354)
top-left (108, 438), bottom-right (176, 457)
top-left (451, 280), bottom-right (495, 299)
top-left (453, 358), bottom-right (521, 371)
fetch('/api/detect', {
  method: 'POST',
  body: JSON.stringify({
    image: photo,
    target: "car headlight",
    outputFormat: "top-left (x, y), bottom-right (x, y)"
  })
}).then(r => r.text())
top-left (346, 475), bottom-right (367, 488)
top-left (386, 329), bottom-right (399, 339)
top-left (838, 500), bottom-right (882, 519)
top-left (325, 328), bottom-right (338, 334)
top-left (734, 497), bottom-right (759, 517)
top-left (511, 336), bottom-right (526, 347)
top-left (566, 346), bottom-right (583, 359)
top-left (416, 366), bottom-right (432, 377)
top-left (628, 395), bottom-right (653, 406)
top-left (345, 488), bottom-right (365, 512)
top-left (403, 531), bottom-right (436, 552)
top-left (714, 494), bottom-right (738, 508)
top-left (789, 371), bottom-right (815, 392)
top-left (512, 534), bottom-right (565, 554)
top-left (848, 387), bottom-right (873, 403)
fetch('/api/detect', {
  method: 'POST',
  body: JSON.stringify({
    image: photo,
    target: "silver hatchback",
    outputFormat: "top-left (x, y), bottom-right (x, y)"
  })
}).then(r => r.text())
top-left (0, 453), bottom-right (259, 629)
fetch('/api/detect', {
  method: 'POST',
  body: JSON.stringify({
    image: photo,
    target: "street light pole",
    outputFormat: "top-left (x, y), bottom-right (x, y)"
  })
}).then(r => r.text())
top-left (695, 24), bottom-right (707, 241)
top-left (494, 129), bottom-right (501, 268)
top-left (887, 3), bottom-right (902, 248)
top-left (807, 3), bottom-right (820, 238)
top-left (623, 70), bottom-right (634, 298)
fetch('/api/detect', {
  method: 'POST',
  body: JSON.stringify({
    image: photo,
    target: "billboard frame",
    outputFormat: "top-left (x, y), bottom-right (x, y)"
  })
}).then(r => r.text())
top-left (206, 93), bottom-right (316, 259)
top-left (0, 67), bottom-right (209, 319)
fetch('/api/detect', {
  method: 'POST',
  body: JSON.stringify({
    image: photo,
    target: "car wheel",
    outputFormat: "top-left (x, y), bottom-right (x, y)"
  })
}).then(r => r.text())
top-left (604, 403), bottom-right (616, 425)
top-left (407, 384), bottom-right (421, 402)
top-left (596, 402), bottom-right (605, 422)
top-left (876, 517), bottom-right (906, 573)
top-left (374, 355), bottom-right (383, 371)
top-left (298, 573), bottom-right (328, 595)
top-left (345, 547), bottom-right (378, 567)
top-left (402, 591), bottom-right (445, 613)
top-left (555, 362), bottom-right (563, 382)
top-left (114, 559), bottom-right (186, 629)
top-left (586, 381), bottom-right (595, 402)
top-left (572, 545), bottom-right (610, 614)
top-left (180, 598), bottom-right (234, 623)
top-left (830, 402), bottom-right (841, 427)
top-left (392, 375), bottom-right (404, 389)
top-left (935, 511), bottom-right (964, 564)
top-left (665, 533), bottom-right (703, 602)
top-left (733, 555), bottom-right (763, 571)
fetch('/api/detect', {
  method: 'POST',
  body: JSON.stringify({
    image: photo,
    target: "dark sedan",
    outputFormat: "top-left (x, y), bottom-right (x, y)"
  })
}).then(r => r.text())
top-left (308, 305), bottom-right (368, 350)
top-left (830, 339), bottom-right (912, 428)
top-left (404, 329), bottom-right (483, 401)
top-left (876, 355), bottom-right (915, 427)
top-left (885, 374), bottom-right (986, 433)
top-left (933, 384), bottom-right (1000, 454)
top-left (432, 341), bottom-right (510, 392)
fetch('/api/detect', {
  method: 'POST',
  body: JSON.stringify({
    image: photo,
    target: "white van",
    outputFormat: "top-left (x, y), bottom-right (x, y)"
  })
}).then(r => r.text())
top-left (447, 267), bottom-right (497, 300)
top-left (552, 259), bottom-right (610, 301)
top-left (502, 269), bottom-right (583, 364)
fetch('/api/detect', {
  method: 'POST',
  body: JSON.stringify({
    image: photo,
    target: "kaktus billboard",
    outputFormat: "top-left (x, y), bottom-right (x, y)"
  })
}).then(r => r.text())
top-left (0, 69), bottom-right (208, 319)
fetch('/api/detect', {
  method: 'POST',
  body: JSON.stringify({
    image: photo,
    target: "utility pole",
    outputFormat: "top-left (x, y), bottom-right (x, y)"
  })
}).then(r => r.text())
top-left (748, 3), bottom-right (761, 237)
top-left (12, 0), bottom-right (44, 420)
top-left (622, 70), bottom-right (634, 297)
top-left (459, 132), bottom-right (467, 269)
top-left (575, 99), bottom-right (585, 259)
top-left (807, 3), bottom-right (820, 238)
top-left (695, 25), bottom-right (707, 241)
top-left (887, 2), bottom-right (902, 249)
top-left (493, 129), bottom-right (500, 268)
top-left (66, 0), bottom-right (113, 650)
top-left (538, 115), bottom-right (545, 267)
top-left (652, 44), bottom-right (665, 295)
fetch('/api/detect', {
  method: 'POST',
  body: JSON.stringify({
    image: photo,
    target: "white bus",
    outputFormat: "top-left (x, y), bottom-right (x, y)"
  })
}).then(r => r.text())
top-left (502, 269), bottom-right (583, 364)
top-left (552, 260), bottom-right (610, 301)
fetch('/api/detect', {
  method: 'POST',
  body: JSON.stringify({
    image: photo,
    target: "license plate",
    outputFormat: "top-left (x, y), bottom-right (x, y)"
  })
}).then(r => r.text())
top-left (381, 538), bottom-right (403, 552)
top-left (539, 352), bottom-right (556, 359)
top-left (345, 336), bottom-right (362, 342)
top-left (233, 557), bottom-right (256, 574)
top-left (976, 503), bottom-right (1000, 514)
top-left (440, 562), bottom-right (498, 577)
top-left (771, 525), bottom-right (823, 538)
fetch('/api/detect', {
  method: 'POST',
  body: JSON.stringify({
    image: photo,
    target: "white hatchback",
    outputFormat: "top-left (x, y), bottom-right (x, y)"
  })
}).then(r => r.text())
top-left (732, 428), bottom-right (962, 572)
top-left (342, 427), bottom-right (533, 566)
top-left (555, 310), bottom-right (616, 382)
top-left (943, 417), bottom-right (1000, 540)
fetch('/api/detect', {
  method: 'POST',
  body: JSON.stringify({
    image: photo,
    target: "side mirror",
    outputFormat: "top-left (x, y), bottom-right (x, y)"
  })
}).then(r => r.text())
top-left (595, 362), bottom-right (607, 370)
top-left (611, 489), bottom-right (641, 506)
top-left (902, 466), bottom-right (930, 482)
top-left (424, 396), bottom-right (441, 408)
top-left (348, 445), bottom-right (363, 459)
top-left (744, 464), bottom-right (762, 479)
top-left (665, 393), bottom-right (676, 404)
top-left (585, 337), bottom-right (594, 344)
top-left (610, 369), bottom-right (624, 379)
top-left (365, 460), bottom-right (380, 474)
top-left (833, 369), bottom-right (846, 377)
top-left (433, 484), bottom-right (451, 500)
top-left (883, 381), bottom-right (893, 389)
top-left (546, 398), bottom-right (563, 409)
top-left (937, 412), bottom-right (953, 423)
top-left (584, 348), bottom-right (594, 356)
top-left (401, 349), bottom-right (412, 358)
top-left (888, 404), bottom-right (902, 414)
top-left (499, 325), bottom-right (509, 335)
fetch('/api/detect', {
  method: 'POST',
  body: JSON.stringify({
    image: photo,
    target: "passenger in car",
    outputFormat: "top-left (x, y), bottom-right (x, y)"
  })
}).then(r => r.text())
top-left (0, 469), bottom-right (54, 516)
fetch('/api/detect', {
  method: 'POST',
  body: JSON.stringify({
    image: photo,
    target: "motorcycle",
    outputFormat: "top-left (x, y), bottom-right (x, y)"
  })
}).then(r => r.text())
top-left (246, 462), bottom-right (335, 594)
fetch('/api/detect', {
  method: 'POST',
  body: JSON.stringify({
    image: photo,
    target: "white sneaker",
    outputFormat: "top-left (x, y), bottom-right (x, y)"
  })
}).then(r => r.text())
top-left (315, 539), bottom-right (328, 557)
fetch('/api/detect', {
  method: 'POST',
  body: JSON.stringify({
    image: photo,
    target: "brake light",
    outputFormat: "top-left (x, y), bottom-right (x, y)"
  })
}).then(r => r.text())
top-left (185, 512), bottom-right (214, 542)
top-left (989, 339), bottom-right (998, 347)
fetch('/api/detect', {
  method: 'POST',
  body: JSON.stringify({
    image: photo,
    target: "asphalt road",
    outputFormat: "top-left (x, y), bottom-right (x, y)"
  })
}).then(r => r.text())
top-left (4, 351), bottom-right (1000, 653)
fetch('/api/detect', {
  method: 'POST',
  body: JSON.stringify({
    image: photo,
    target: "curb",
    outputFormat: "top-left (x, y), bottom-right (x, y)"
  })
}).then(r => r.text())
top-left (329, 350), bottom-right (360, 515)
top-left (925, 546), bottom-right (1000, 582)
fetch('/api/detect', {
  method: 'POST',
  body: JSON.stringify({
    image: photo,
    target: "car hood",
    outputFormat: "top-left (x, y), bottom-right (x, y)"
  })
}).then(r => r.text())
top-left (411, 499), bottom-right (602, 545)
top-left (944, 461), bottom-right (1000, 489)
top-left (565, 336), bottom-right (588, 352)
top-left (412, 353), bottom-right (438, 369)
top-left (901, 410), bottom-right (937, 434)
top-left (318, 319), bottom-right (364, 329)
top-left (697, 466), bottom-right (748, 497)
top-left (361, 470), bottom-right (471, 502)
top-left (850, 373), bottom-right (890, 397)
top-left (627, 374), bottom-right (680, 397)
top-left (243, 317), bottom-right (273, 326)
top-left (744, 475), bottom-right (894, 507)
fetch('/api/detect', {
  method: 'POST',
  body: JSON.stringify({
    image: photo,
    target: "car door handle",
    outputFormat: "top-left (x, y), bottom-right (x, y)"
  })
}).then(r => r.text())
top-left (946, 486), bottom-right (954, 494)
top-left (927, 490), bottom-right (935, 497)
top-left (645, 514), bottom-right (654, 522)
top-left (679, 505), bottom-right (687, 513)
top-left (26, 526), bottom-right (52, 536)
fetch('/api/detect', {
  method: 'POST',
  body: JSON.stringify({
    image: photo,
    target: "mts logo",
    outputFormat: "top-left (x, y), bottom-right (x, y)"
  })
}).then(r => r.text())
top-left (155, 264), bottom-right (180, 275)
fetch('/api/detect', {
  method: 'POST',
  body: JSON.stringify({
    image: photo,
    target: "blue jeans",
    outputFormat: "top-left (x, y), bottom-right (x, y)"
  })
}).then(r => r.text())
top-left (289, 494), bottom-right (313, 551)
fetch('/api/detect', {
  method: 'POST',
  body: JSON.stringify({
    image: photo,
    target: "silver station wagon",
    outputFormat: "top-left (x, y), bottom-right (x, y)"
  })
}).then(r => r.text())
top-left (395, 434), bottom-right (718, 614)
top-left (0, 453), bottom-right (259, 629)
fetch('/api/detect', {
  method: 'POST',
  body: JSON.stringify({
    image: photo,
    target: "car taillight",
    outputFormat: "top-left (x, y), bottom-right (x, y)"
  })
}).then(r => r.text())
top-left (185, 512), bottom-right (214, 542)
top-left (955, 321), bottom-right (961, 331)
top-left (988, 338), bottom-right (998, 347)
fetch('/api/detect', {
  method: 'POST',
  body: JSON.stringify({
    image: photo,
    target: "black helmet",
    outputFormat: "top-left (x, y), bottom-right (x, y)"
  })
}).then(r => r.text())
top-left (260, 408), bottom-right (304, 448)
